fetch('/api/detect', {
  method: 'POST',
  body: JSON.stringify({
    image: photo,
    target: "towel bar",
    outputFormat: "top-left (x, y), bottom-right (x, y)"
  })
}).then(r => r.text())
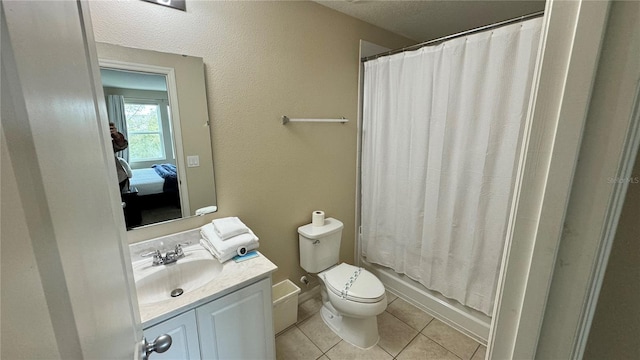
top-left (282, 116), bottom-right (348, 125)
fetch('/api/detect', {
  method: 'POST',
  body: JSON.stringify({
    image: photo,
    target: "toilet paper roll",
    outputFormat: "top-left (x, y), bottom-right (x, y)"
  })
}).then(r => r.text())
top-left (312, 210), bottom-right (325, 227)
top-left (237, 246), bottom-right (248, 256)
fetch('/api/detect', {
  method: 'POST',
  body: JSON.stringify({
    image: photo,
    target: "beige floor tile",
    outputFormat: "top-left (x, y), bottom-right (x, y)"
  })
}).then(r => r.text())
top-left (318, 356), bottom-right (330, 360)
top-left (471, 345), bottom-right (487, 360)
top-left (385, 290), bottom-right (398, 303)
top-left (325, 341), bottom-right (393, 360)
top-left (422, 319), bottom-right (480, 360)
top-left (298, 312), bottom-right (341, 352)
top-left (297, 294), bottom-right (323, 324)
top-left (377, 311), bottom-right (418, 356)
top-left (276, 326), bottom-right (323, 360)
top-left (386, 297), bottom-right (434, 331)
top-left (396, 334), bottom-right (459, 360)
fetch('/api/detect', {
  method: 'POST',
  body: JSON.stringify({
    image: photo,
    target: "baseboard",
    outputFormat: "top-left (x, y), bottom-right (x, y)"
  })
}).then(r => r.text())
top-left (298, 284), bottom-right (321, 304)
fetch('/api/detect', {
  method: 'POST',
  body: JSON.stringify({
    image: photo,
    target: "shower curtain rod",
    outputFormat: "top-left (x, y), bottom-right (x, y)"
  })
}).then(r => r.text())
top-left (362, 10), bottom-right (544, 62)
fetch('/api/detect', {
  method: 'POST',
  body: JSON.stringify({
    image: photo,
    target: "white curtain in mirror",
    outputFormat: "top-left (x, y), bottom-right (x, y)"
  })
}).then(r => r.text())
top-left (107, 94), bottom-right (129, 161)
top-left (361, 18), bottom-right (542, 315)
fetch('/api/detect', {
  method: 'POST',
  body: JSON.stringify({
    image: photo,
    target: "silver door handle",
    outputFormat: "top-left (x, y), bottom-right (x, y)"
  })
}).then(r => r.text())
top-left (141, 334), bottom-right (172, 360)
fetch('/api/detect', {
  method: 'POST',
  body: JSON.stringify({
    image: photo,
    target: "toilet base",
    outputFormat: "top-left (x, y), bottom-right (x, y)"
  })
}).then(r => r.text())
top-left (320, 305), bottom-right (380, 349)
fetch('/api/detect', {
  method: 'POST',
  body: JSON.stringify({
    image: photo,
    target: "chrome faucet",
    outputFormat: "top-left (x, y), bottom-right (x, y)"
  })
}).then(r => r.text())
top-left (141, 243), bottom-right (189, 266)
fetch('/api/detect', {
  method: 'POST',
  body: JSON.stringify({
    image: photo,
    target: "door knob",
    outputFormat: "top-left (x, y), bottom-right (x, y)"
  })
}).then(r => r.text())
top-left (141, 334), bottom-right (172, 360)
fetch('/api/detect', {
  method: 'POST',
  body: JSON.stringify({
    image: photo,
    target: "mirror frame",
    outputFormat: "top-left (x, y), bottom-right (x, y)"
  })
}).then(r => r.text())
top-left (96, 43), bottom-right (217, 232)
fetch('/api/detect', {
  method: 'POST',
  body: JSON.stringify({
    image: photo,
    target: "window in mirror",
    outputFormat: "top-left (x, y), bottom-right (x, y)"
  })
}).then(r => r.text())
top-left (124, 102), bottom-right (167, 161)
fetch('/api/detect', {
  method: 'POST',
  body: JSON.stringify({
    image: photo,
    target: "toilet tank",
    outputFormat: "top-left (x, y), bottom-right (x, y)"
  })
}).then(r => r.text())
top-left (298, 218), bottom-right (343, 273)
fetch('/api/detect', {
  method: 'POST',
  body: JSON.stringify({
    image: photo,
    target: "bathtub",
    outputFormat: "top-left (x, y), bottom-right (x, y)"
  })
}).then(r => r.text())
top-left (361, 258), bottom-right (491, 345)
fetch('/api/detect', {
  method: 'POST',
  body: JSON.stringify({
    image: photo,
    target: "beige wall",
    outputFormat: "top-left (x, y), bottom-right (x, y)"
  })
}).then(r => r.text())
top-left (584, 152), bottom-right (640, 358)
top-left (582, 1), bottom-right (640, 358)
top-left (89, 2), bottom-right (413, 289)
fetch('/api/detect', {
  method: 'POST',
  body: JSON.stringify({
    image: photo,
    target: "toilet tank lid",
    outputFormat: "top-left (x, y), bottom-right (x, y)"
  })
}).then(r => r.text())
top-left (298, 218), bottom-right (343, 240)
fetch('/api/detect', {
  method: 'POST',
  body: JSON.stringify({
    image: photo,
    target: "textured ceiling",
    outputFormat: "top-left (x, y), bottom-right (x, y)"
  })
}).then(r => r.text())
top-left (315, 0), bottom-right (546, 42)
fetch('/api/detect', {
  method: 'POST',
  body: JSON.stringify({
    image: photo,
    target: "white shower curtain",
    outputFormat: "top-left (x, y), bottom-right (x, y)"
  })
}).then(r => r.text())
top-left (361, 18), bottom-right (542, 315)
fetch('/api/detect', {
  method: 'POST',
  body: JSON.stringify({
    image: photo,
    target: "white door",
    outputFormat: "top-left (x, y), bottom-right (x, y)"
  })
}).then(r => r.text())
top-left (1, 1), bottom-right (141, 358)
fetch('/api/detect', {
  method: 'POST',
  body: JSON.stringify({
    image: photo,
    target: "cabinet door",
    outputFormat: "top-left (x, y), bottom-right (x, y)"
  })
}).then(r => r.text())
top-left (144, 310), bottom-right (201, 360)
top-left (196, 278), bottom-right (275, 360)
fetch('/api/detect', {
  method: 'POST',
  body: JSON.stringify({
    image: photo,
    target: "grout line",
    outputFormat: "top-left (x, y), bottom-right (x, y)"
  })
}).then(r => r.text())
top-left (428, 334), bottom-right (464, 360)
top-left (324, 340), bottom-right (343, 357)
top-left (420, 316), bottom-right (435, 332)
top-left (469, 343), bottom-right (482, 360)
top-left (391, 329), bottom-right (422, 359)
top-left (275, 322), bottom-right (298, 338)
top-left (394, 332), bottom-right (465, 360)
top-left (384, 308), bottom-right (430, 333)
top-left (295, 323), bottom-right (324, 355)
top-left (384, 310), bottom-right (408, 328)
top-left (422, 331), bottom-right (468, 360)
top-left (386, 295), bottom-right (397, 305)
top-left (276, 324), bottom-right (298, 339)
top-left (378, 342), bottom-right (395, 358)
top-left (296, 312), bottom-right (314, 327)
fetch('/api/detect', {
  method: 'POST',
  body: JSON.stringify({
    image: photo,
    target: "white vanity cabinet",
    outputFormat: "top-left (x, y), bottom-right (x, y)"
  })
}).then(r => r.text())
top-left (196, 277), bottom-right (275, 359)
top-left (144, 278), bottom-right (275, 360)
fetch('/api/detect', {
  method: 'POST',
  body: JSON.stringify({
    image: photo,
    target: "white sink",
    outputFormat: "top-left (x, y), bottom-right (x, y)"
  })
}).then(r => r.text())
top-left (133, 245), bottom-right (223, 306)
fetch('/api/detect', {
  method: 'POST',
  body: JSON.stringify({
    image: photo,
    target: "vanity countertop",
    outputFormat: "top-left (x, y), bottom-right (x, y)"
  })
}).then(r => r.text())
top-left (130, 229), bottom-right (277, 328)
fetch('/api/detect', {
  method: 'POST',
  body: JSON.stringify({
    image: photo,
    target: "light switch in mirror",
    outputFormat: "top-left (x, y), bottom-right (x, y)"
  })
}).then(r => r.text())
top-left (97, 43), bottom-right (217, 230)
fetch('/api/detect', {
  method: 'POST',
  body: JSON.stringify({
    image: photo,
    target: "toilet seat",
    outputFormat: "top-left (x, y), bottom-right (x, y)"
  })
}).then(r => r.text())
top-left (322, 263), bottom-right (386, 303)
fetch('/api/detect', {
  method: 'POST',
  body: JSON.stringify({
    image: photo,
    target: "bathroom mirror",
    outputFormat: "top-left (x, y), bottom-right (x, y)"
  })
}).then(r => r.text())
top-left (97, 42), bottom-right (217, 230)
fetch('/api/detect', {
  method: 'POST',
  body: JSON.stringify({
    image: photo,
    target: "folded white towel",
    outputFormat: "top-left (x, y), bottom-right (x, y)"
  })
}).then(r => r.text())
top-left (200, 223), bottom-right (219, 245)
top-left (200, 223), bottom-right (259, 262)
top-left (212, 217), bottom-right (250, 240)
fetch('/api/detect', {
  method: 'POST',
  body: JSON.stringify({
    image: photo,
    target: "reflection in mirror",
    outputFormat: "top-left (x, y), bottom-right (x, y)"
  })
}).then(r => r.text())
top-left (102, 69), bottom-right (182, 227)
top-left (97, 43), bottom-right (217, 230)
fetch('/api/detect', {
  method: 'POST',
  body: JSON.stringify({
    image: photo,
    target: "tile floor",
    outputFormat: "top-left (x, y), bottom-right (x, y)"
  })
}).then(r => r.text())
top-left (276, 291), bottom-right (486, 360)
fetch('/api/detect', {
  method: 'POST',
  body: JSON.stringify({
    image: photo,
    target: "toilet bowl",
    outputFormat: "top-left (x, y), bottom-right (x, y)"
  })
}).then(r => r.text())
top-left (299, 218), bottom-right (387, 349)
top-left (318, 263), bottom-right (387, 349)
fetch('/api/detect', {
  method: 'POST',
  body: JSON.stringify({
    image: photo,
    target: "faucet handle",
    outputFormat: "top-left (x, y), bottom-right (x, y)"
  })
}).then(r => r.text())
top-left (174, 242), bottom-right (190, 257)
top-left (141, 249), bottom-right (161, 258)
top-left (141, 249), bottom-right (164, 265)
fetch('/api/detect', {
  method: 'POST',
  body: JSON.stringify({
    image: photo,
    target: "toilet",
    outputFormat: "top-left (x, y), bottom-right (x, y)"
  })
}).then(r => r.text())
top-left (298, 218), bottom-right (387, 349)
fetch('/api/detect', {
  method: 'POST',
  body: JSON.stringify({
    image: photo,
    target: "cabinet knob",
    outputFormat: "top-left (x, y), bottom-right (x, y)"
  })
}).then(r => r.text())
top-left (141, 334), bottom-right (172, 360)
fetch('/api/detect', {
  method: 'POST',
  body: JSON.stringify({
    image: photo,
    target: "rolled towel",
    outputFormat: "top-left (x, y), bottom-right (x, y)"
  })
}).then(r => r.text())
top-left (212, 217), bottom-right (250, 240)
top-left (200, 239), bottom-right (259, 263)
top-left (195, 206), bottom-right (218, 216)
top-left (200, 223), bottom-right (259, 261)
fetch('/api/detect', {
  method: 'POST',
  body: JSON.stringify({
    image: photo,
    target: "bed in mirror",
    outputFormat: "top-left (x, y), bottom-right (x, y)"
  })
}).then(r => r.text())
top-left (97, 43), bottom-right (217, 230)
